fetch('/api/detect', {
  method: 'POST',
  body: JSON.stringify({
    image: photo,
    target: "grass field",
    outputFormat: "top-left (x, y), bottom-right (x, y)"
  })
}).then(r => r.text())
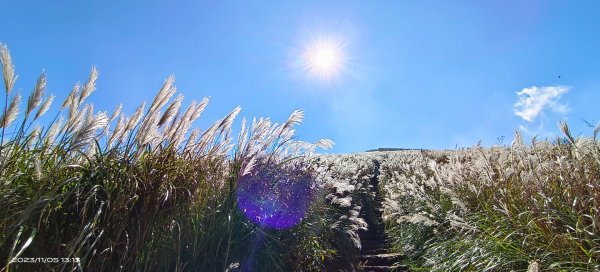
top-left (1, 43), bottom-right (599, 271)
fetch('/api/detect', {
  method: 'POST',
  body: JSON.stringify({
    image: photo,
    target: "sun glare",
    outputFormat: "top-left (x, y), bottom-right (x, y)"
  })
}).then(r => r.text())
top-left (303, 38), bottom-right (345, 80)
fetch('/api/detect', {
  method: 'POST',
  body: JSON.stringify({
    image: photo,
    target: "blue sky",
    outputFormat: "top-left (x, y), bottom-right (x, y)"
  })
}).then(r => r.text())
top-left (2, 1), bottom-right (599, 153)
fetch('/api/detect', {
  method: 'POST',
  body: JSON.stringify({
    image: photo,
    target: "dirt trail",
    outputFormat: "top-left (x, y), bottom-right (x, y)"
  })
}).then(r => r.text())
top-left (358, 159), bottom-right (406, 272)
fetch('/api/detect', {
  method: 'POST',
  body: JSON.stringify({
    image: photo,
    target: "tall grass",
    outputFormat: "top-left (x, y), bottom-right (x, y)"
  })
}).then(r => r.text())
top-left (380, 128), bottom-right (600, 271)
top-left (0, 43), bottom-right (336, 271)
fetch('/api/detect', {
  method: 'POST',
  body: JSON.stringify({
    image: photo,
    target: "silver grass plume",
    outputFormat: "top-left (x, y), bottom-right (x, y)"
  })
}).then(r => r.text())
top-left (62, 83), bottom-right (80, 109)
top-left (66, 104), bottom-right (94, 132)
top-left (170, 103), bottom-right (200, 148)
top-left (184, 128), bottom-right (201, 152)
top-left (86, 142), bottom-right (97, 158)
top-left (45, 116), bottom-right (64, 145)
top-left (285, 141), bottom-right (313, 156)
top-left (281, 109), bottom-right (304, 133)
top-left (26, 72), bottom-right (46, 116)
top-left (64, 83), bottom-right (82, 131)
top-left (314, 138), bottom-right (334, 150)
top-left (125, 102), bottom-right (146, 132)
top-left (102, 103), bottom-right (123, 136)
top-left (206, 106), bottom-right (241, 152)
top-left (148, 76), bottom-right (175, 114)
top-left (559, 121), bottom-right (575, 145)
top-left (28, 125), bottom-right (42, 148)
top-left (217, 106), bottom-right (241, 136)
top-left (108, 113), bottom-right (125, 147)
top-left (191, 97), bottom-right (209, 121)
top-left (109, 103), bottom-right (123, 122)
top-left (136, 108), bottom-right (161, 146)
top-left (236, 118), bottom-right (248, 158)
top-left (165, 107), bottom-right (188, 144)
top-left (511, 130), bottom-right (524, 148)
top-left (96, 111), bottom-right (109, 138)
top-left (34, 154), bottom-right (42, 180)
top-left (78, 66), bottom-right (98, 106)
top-left (186, 99), bottom-right (209, 129)
top-left (158, 94), bottom-right (183, 126)
top-left (34, 95), bottom-right (54, 120)
top-left (0, 43), bottom-right (17, 95)
top-left (166, 99), bottom-right (202, 146)
top-left (197, 120), bottom-right (219, 152)
top-left (243, 117), bottom-right (271, 156)
top-left (259, 123), bottom-right (282, 154)
top-left (240, 156), bottom-right (257, 177)
top-left (70, 111), bottom-right (108, 151)
top-left (0, 92), bottom-right (21, 128)
top-left (208, 137), bottom-right (234, 158)
top-left (163, 110), bottom-right (181, 143)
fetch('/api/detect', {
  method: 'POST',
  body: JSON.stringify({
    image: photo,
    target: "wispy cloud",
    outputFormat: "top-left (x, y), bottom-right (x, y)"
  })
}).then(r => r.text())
top-left (513, 86), bottom-right (570, 122)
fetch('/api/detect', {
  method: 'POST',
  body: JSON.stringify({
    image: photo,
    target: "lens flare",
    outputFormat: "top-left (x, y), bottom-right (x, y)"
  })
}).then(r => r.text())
top-left (237, 160), bottom-right (316, 229)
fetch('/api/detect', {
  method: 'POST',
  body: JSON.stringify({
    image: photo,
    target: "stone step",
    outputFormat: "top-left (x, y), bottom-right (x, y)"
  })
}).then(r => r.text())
top-left (361, 265), bottom-right (409, 272)
top-left (361, 237), bottom-right (388, 244)
top-left (361, 239), bottom-right (390, 247)
top-left (362, 245), bottom-right (390, 252)
top-left (361, 265), bottom-right (393, 272)
top-left (357, 160), bottom-right (409, 272)
top-left (362, 227), bottom-right (385, 232)
top-left (360, 231), bottom-right (387, 238)
top-left (361, 265), bottom-right (390, 272)
top-left (360, 253), bottom-right (405, 266)
top-left (362, 250), bottom-right (388, 256)
top-left (362, 238), bottom-right (387, 243)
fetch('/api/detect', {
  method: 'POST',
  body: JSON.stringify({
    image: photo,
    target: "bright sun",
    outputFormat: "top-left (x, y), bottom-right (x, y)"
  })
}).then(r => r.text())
top-left (303, 38), bottom-right (344, 80)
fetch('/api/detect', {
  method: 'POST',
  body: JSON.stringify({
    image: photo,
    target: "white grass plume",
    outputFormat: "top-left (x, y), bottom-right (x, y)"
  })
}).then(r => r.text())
top-left (28, 125), bottom-right (42, 148)
top-left (196, 106), bottom-right (240, 153)
top-left (26, 73), bottom-right (46, 116)
top-left (0, 92), bottom-right (21, 128)
top-left (78, 66), bottom-right (98, 106)
top-left (280, 109), bottom-right (304, 134)
top-left (183, 127), bottom-right (201, 152)
top-left (136, 108), bottom-right (160, 146)
top-left (34, 95), bottom-right (54, 120)
top-left (148, 76), bottom-right (175, 114)
top-left (108, 113), bottom-right (125, 147)
top-left (191, 97), bottom-right (209, 121)
top-left (0, 43), bottom-right (17, 95)
top-left (314, 139), bottom-right (334, 150)
top-left (71, 104), bottom-right (93, 134)
top-left (125, 102), bottom-right (146, 133)
top-left (158, 94), bottom-right (183, 126)
top-left (45, 116), bottom-right (64, 145)
top-left (70, 111), bottom-right (108, 151)
top-left (235, 118), bottom-right (248, 159)
top-left (62, 83), bottom-right (80, 110)
top-left (103, 103), bottom-right (123, 136)
top-left (109, 103), bottom-right (123, 123)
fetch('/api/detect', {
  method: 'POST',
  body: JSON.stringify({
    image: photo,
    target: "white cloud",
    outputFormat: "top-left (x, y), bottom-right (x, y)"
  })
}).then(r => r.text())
top-left (513, 86), bottom-right (570, 122)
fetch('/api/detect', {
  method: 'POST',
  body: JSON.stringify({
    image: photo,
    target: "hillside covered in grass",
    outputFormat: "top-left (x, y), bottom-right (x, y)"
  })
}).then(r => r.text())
top-left (1, 43), bottom-right (599, 271)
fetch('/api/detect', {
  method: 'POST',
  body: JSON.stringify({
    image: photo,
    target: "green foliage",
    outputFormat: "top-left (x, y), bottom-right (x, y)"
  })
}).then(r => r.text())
top-left (0, 43), bottom-right (336, 271)
top-left (381, 129), bottom-right (600, 271)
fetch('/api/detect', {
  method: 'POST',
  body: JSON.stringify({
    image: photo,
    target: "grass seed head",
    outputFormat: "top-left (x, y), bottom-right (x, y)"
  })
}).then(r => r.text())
top-left (0, 43), bottom-right (17, 95)
top-left (26, 72), bottom-right (46, 116)
top-left (0, 92), bottom-right (21, 128)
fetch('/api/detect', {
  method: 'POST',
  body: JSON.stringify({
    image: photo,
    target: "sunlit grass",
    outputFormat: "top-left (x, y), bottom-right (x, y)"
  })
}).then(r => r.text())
top-left (379, 128), bottom-right (600, 271)
top-left (0, 43), bottom-right (337, 272)
top-left (2, 41), bottom-right (599, 271)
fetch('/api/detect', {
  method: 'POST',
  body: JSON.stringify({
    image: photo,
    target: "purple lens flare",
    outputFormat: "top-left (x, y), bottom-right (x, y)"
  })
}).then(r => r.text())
top-left (236, 160), bottom-right (316, 229)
